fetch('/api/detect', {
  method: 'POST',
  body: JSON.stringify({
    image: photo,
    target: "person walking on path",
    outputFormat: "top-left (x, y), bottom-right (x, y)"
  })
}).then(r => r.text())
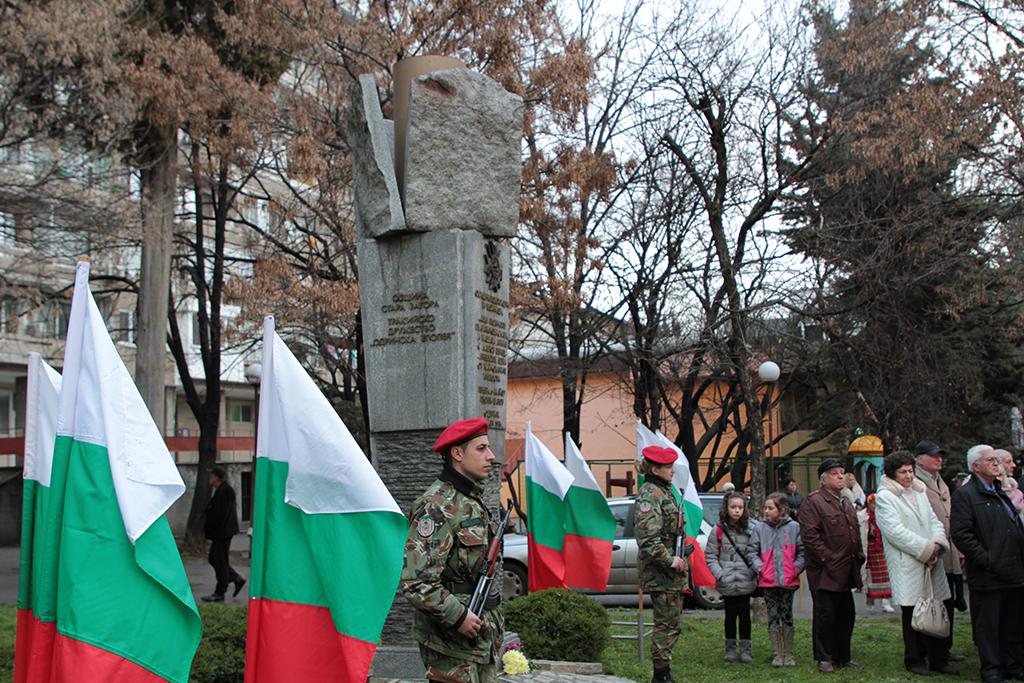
top-left (203, 465), bottom-right (245, 602)
top-left (874, 451), bottom-right (956, 677)
top-left (801, 458), bottom-right (866, 673)
top-left (951, 444), bottom-right (1024, 683)
top-left (634, 445), bottom-right (689, 683)
top-left (747, 492), bottom-right (805, 668)
top-left (707, 492), bottom-right (758, 664)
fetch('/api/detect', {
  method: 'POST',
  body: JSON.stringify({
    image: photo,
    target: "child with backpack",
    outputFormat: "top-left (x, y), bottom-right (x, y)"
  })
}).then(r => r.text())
top-left (706, 491), bottom-right (759, 663)
top-left (747, 492), bottom-right (805, 667)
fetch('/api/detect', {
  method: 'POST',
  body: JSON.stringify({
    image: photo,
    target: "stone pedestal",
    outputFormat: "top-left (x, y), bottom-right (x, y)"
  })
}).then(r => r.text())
top-left (352, 63), bottom-right (521, 677)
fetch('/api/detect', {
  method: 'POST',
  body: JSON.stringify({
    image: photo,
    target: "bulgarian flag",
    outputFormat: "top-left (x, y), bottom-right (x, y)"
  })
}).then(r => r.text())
top-left (21, 260), bottom-right (203, 683)
top-left (562, 432), bottom-right (616, 591)
top-left (245, 317), bottom-right (406, 683)
top-left (636, 421), bottom-right (715, 588)
top-left (524, 423), bottom-right (615, 592)
top-left (525, 422), bottom-right (573, 591)
top-left (15, 353), bottom-right (61, 683)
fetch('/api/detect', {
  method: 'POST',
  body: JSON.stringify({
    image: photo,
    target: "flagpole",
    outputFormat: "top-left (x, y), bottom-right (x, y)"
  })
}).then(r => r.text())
top-left (245, 363), bottom-right (262, 537)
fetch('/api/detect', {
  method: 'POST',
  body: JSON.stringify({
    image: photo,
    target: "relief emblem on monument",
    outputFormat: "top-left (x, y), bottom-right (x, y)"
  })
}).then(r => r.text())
top-left (484, 240), bottom-right (503, 293)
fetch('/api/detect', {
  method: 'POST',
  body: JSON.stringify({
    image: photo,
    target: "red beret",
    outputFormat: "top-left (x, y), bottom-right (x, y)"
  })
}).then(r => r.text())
top-left (433, 418), bottom-right (489, 453)
top-left (642, 446), bottom-right (677, 465)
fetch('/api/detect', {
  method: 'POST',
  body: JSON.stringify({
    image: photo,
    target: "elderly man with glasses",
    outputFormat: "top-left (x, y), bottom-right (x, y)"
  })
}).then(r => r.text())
top-left (951, 445), bottom-right (1024, 683)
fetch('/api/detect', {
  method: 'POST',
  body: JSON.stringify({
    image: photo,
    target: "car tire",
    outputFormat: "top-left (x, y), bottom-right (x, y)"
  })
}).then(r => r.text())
top-left (503, 561), bottom-right (528, 600)
top-left (690, 583), bottom-right (724, 610)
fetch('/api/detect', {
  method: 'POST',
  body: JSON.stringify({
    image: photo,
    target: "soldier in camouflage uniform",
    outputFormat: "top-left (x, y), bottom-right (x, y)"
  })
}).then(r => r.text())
top-left (402, 418), bottom-right (504, 683)
top-left (635, 445), bottom-right (688, 683)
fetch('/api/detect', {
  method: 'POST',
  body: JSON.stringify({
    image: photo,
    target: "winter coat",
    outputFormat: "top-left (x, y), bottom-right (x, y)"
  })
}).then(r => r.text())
top-left (706, 522), bottom-right (758, 596)
top-left (915, 465), bottom-right (962, 576)
top-left (873, 475), bottom-right (950, 607)
top-left (800, 488), bottom-right (864, 592)
top-left (204, 480), bottom-right (240, 540)
top-left (747, 516), bottom-right (804, 588)
top-left (950, 476), bottom-right (1024, 591)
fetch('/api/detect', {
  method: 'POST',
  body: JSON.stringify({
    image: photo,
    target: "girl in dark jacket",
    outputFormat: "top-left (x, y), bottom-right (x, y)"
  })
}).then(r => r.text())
top-left (707, 492), bottom-right (759, 663)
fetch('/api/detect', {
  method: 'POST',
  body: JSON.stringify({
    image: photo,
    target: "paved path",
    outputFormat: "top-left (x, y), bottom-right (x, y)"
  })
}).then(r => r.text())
top-left (0, 540), bottom-right (252, 608)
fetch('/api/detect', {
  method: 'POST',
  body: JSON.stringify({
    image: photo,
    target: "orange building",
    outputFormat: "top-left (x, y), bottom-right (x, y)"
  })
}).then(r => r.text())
top-left (501, 355), bottom-right (837, 513)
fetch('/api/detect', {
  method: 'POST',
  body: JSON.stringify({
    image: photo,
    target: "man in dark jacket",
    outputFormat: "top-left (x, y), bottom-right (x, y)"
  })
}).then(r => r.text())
top-left (203, 465), bottom-right (245, 602)
top-left (800, 458), bottom-right (865, 673)
top-left (951, 445), bottom-right (1024, 683)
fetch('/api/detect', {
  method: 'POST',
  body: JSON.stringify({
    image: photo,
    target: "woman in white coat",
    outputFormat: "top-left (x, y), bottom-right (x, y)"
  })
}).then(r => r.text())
top-left (874, 450), bottom-right (956, 677)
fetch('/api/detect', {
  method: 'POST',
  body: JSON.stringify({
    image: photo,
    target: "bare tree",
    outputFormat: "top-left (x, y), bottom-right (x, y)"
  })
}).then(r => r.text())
top-left (627, 0), bottom-right (826, 509)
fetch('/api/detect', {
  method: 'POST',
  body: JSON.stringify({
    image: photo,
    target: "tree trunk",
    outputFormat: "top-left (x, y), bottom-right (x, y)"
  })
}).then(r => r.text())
top-left (135, 132), bottom-right (177, 433)
top-left (185, 411), bottom-right (220, 546)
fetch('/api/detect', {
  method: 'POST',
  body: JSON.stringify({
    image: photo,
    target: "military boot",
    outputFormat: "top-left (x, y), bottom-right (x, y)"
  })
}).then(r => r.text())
top-left (739, 638), bottom-right (753, 663)
top-left (724, 638), bottom-right (738, 662)
top-left (651, 665), bottom-right (677, 683)
top-left (769, 627), bottom-right (784, 667)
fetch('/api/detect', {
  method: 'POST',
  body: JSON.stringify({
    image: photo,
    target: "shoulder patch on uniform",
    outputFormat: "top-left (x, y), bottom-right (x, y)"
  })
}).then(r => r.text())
top-left (639, 501), bottom-right (652, 513)
top-left (417, 517), bottom-right (436, 537)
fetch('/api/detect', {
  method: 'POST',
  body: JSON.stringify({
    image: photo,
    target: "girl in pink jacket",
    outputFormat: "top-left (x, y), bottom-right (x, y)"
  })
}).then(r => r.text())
top-left (746, 492), bottom-right (805, 667)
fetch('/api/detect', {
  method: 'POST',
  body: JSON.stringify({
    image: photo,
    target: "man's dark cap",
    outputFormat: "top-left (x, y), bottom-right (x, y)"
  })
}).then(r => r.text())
top-left (208, 465), bottom-right (228, 480)
top-left (914, 440), bottom-right (946, 457)
top-left (818, 458), bottom-right (843, 477)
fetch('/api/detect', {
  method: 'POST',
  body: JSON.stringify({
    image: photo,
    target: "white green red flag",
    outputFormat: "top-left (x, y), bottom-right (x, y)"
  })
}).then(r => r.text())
top-left (524, 423), bottom-right (614, 592)
top-left (524, 422), bottom-right (572, 591)
top-left (636, 421), bottom-right (715, 587)
top-left (245, 316), bottom-right (406, 683)
top-left (19, 260), bottom-right (203, 683)
top-left (15, 353), bottom-right (61, 683)
top-left (562, 432), bottom-right (616, 591)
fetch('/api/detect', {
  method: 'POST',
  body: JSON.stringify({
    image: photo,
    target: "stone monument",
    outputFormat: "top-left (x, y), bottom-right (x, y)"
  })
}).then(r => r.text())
top-left (348, 58), bottom-right (523, 678)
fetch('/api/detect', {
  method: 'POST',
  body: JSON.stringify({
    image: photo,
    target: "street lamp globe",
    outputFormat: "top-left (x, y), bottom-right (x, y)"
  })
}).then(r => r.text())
top-left (758, 360), bottom-right (780, 383)
top-left (245, 363), bottom-right (262, 386)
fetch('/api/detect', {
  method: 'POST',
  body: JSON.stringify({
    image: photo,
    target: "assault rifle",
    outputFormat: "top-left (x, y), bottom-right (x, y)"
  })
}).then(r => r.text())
top-left (468, 498), bottom-right (513, 615)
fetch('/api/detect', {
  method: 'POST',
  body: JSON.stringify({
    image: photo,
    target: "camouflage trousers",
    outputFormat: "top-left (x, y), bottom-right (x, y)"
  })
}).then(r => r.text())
top-left (650, 591), bottom-right (684, 667)
top-left (419, 645), bottom-right (498, 683)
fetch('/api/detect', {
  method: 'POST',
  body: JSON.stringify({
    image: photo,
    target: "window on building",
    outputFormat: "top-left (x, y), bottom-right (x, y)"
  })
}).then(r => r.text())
top-left (0, 212), bottom-right (14, 248)
top-left (230, 403), bottom-right (253, 424)
top-left (0, 390), bottom-right (13, 437)
top-left (115, 309), bottom-right (135, 344)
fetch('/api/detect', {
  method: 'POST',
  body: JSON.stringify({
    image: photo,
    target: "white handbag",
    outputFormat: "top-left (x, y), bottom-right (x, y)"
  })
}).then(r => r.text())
top-left (912, 566), bottom-right (950, 638)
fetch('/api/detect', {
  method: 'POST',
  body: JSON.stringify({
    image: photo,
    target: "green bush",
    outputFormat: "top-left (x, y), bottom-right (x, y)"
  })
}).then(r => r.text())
top-left (188, 603), bottom-right (247, 683)
top-left (504, 588), bottom-right (611, 663)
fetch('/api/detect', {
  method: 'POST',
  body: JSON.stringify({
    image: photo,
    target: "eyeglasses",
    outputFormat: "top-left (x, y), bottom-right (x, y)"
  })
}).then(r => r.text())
top-left (980, 457), bottom-right (1001, 464)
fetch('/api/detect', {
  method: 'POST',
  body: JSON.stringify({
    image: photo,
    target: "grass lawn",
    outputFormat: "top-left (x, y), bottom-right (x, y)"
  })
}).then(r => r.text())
top-left (1, 604), bottom-right (14, 682)
top-left (601, 609), bottom-right (975, 682)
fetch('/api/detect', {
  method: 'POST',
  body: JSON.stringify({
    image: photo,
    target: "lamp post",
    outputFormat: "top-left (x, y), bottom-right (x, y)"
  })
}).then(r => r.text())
top-left (758, 361), bottom-right (780, 491)
top-left (244, 363), bottom-right (262, 529)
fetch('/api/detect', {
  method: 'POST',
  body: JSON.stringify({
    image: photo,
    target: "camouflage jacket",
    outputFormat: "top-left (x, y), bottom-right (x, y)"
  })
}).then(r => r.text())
top-left (635, 475), bottom-right (686, 592)
top-left (401, 465), bottom-right (504, 662)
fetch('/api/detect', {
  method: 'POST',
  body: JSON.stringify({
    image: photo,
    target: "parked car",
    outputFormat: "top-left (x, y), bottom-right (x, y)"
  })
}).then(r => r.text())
top-left (502, 491), bottom-right (727, 608)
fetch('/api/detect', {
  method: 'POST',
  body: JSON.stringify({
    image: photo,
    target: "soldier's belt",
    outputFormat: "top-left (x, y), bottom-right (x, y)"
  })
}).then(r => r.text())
top-left (443, 582), bottom-right (475, 595)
